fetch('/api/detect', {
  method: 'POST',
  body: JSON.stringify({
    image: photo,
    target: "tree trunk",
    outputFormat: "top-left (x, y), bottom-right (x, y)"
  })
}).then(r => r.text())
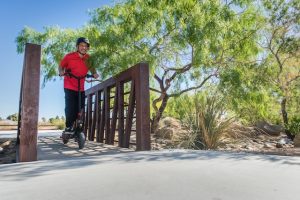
top-left (281, 98), bottom-right (295, 140)
top-left (151, 95), bottom-right (169, 133)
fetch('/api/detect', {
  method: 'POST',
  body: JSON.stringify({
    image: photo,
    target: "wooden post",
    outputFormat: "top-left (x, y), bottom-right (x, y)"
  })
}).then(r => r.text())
top-left (18, 43), bottom-right (41, 162)
top-left (134, 63), bottom-right (151, 150)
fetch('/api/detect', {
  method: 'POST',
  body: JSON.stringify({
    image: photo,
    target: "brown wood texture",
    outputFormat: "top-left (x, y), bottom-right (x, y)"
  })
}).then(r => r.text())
top-left (18, 43), bottom-right (41, 162)
top-left (84, 63), bottom-right (150, 150)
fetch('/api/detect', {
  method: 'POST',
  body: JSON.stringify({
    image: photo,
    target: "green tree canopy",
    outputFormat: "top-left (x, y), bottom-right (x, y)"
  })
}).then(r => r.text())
top-left (16, 0), bottom-right (262, 131)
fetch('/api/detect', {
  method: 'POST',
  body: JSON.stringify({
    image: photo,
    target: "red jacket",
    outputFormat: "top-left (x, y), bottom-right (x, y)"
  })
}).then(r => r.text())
top-left (60, 52), bottom-right (89, 91)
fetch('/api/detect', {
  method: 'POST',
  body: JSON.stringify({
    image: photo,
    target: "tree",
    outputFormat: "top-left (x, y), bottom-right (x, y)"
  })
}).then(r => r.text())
top-left (258, 0), bottom-right (300, 139)
top-left (41, 117), bottom-right (47, 123)
top-left (16, 0), bottom-right (262, 132)
top-left (7, 113), bottom-right (18, 121)
top-left (49, 118), bottom-right (55, 124)
top-left (89, 0), bottom-right (262, 132)
top-left (219, 61), bottom-right (282, 124)
top-left (218, 0), bottom-right (300, 140)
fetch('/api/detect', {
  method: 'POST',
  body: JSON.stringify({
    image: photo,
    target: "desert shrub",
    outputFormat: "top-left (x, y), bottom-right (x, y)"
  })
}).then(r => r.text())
top-left (179, 93), bottom-right (233, 150)
top-left (288, 116), bottom-right (300, 135)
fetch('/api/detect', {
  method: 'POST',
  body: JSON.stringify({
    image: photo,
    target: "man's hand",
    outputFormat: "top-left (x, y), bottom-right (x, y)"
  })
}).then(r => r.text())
top-left (59, 71), bottom-right (65, 77)
top-left (58, 66), bottom-right (65, 76)
top-left (93, 73), bottom-right (99, 79)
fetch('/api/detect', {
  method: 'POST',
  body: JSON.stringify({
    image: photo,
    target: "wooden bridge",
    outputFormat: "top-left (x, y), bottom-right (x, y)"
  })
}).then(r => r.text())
top-left (17, 43), bottom-right (151, 162)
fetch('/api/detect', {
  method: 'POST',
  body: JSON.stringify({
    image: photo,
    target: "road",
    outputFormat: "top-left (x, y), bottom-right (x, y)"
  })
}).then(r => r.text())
top-left (0, 131), bottom-right (299, 200)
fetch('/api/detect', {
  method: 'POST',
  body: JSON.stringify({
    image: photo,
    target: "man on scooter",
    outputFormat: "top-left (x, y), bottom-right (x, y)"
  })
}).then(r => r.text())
top-left (58, 37), bottom-right (99, 133)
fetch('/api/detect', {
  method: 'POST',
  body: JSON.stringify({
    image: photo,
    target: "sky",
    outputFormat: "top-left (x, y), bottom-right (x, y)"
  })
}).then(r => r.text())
top-left (0, 0), bottom-right (113, 120)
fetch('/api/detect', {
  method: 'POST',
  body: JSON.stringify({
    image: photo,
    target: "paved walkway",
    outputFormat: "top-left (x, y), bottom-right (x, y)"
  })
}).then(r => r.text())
top-left (0, 131), bottom-right (300, 200)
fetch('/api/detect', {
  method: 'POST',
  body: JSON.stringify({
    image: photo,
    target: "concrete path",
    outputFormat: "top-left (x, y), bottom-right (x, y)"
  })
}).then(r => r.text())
top-left (0, 131), bottom-right (300, 200)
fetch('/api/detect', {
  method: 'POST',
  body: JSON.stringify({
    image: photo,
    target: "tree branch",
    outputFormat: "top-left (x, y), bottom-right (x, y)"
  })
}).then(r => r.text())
top-left (169, 73), bottom-right (216, 98)
top-left (150, 87), bottom-right (162, 94)
top-left (154, 73), bottom-right (164, 91)
top-left (149, 28), bottom-right (175, 54)
top-left (286, 73), bottom-right (300, 87)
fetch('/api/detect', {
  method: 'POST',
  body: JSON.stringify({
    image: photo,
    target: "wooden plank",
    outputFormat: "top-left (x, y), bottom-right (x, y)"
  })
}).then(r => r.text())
top-left (96, 91), bottom-right (103, 142)
top-left (104, 87), bottom-right (111, 144)
top-left (95, 91), bottom-right (100, 142)
top-left (19, 43), bottom-right (41, 162)
top-left (84, 95), bottom-right (89, 136)
top-left (87, 94), bottom-right (93, 140)
top-left (118, 83), bottom-right (125, 147)
top-left (123, 80), bottom-right (135, 148)
top-left (110, 85), bottom-right (119, 144)
top-left (91, 94), bottom-right (97, 141)
top-left (99, 90), bottom-right (106, 143)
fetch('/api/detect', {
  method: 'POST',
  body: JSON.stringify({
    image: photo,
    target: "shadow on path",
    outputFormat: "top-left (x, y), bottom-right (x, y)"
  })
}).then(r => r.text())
top-left (0, 136), bottom-right (299, 181)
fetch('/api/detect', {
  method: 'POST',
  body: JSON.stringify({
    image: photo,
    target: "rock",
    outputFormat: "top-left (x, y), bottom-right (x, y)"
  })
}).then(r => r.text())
top-left (252, 139), bottom-right (259, 143)
top-left (155, 117), bottom-right (185, 140)
top-left (255, 121), bottom-right (284, 136)
top-left (0, 140), bottom-right (11, 148)
top-left (258, 134), bottom-right (266, 140)
top-left (159, 117), bottom-right (181, 129)
top-left (278, 138), bottom-right (291, 145)
top-left (0, 146), bottom-right (3, 153)
top-left (155, 127), bottom-right (174, 139)
top-left (294, 134), bottom-right (300, 147)
top-left (276, 143), bottom-right (283, 148)
top-left (264, 143), bottom-right (274, 149)
top-left (245, 145), bottom-right (254, 150)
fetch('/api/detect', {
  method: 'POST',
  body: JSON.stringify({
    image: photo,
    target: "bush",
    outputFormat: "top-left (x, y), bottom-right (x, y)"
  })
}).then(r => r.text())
top-left (50, 118), bottom-right (65, 130)
top-left (164, 94), bottom-right (194, 120)
top-left (288, 116), bottom-right (300, 135)
top-left (180, 93), bottom-right (233, 150)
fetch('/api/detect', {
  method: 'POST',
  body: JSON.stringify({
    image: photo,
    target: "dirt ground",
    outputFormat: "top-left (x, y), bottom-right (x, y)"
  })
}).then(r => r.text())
top-left (0, 138), bottom-right (17, 164)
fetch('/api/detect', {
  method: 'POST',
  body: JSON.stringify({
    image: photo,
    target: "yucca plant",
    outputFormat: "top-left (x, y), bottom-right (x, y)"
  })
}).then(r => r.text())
top-left (180, 93), bottom-right (233, 150)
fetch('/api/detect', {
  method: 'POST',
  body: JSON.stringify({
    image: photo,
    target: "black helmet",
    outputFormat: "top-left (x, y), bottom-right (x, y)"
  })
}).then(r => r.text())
top-left (76, 37), bottom-right (90, 47)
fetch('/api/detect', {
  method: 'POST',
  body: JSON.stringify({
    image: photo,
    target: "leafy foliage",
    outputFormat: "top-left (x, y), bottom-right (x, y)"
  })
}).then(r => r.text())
top-left (14, 0), bottom-right (299, 139)
top-left (49, 116), bottom-right (65, 130)
top-left (219, 63), bottom-right (281, 124)
top-left (6, 113), bottom-right (18, 122)
top-left (164, 94), bottom-right (194, 120)
top-left (288, 116), bottom-right (300, 135)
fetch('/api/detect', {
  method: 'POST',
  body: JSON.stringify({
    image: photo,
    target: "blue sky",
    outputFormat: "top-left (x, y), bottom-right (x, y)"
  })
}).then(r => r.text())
top-left (0, 0), bottom-right (113, 120)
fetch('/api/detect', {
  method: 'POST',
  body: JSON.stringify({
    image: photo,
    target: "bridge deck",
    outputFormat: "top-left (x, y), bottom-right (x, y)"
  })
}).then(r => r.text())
top-left (0, 130), bottom-right (134, 161)
top-left (38, 136), bottom-right (134, 160)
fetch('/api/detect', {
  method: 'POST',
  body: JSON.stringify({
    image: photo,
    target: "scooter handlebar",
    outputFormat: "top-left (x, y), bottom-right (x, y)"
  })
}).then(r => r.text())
top-left (62, 71), bottom-right (93, 80)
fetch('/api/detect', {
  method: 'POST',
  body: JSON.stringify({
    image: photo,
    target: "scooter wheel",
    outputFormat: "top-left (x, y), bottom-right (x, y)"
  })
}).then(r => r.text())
top-left (77, 132), bottom-right (85, 149)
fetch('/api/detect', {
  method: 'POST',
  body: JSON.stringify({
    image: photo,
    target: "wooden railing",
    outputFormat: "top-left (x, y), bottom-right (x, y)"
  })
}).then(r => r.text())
top-left (17, 43), bottom-right (41, 162)
top-left (15, 45), bottom-right (150, 162)
top-left (84, 63), bottom-right (151, 150)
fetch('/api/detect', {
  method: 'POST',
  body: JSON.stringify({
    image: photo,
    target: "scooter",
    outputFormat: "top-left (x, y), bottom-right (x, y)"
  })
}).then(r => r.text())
top-left (61, 70), bottom-right (95, 149)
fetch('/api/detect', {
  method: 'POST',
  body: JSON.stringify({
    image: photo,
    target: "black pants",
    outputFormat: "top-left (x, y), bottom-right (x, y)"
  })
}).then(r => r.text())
top-left (64, 88), bottom-right (85, 128)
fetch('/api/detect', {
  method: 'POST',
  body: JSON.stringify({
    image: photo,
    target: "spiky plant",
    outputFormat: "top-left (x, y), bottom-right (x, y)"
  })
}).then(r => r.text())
top-left (180, 94), bottom-right (233, 150)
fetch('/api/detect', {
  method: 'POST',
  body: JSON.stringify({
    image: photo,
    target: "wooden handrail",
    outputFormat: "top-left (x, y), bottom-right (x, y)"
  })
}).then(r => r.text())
top-left (84, 63), bottom-right (151, 150)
